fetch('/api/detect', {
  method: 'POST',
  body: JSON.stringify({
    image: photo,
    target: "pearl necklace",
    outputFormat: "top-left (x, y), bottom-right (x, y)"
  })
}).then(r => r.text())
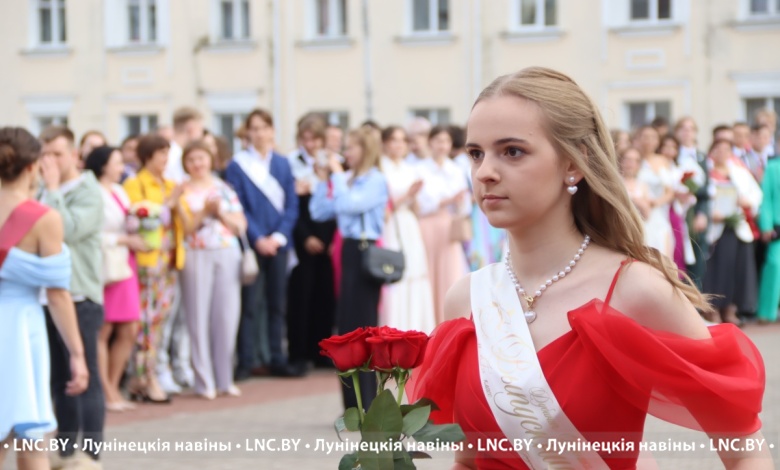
top-left (504, 235), bottom-right (591, 323)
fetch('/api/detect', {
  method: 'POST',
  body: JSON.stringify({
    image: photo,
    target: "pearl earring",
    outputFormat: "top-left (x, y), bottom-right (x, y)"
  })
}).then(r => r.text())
top-left (566, 176), bottom-right (578, 195)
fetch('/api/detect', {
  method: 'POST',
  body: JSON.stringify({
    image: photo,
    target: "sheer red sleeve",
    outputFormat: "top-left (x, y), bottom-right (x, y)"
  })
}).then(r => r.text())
top-left (407, 318), bottom-right (475, 425)
top-left (569, 301), bottom-right (765, 436)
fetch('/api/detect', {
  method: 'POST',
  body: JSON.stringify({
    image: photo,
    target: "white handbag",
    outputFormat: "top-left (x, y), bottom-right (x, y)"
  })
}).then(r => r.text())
top-left (239, 232), bottom-right (259, 285)
top-left (102, 245), bottom-right (133, 285)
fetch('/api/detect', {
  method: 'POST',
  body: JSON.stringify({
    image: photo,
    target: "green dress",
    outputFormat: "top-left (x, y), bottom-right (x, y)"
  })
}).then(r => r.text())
top-left (757, 157), bottom-right (780, 322)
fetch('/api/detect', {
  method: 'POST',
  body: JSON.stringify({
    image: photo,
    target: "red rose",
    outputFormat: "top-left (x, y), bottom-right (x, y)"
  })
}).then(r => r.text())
top-left (319, 328), bottom-right (371, 372)
top-left (681, 171), bottom-right (695, 183)
top-left (366, 326), bottom-right (429, 370)
top-left (136, 207), bottom-right (149, 218)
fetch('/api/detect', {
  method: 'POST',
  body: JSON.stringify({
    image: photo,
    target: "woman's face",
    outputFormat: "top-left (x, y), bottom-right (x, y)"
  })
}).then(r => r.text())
top-left (184, 148), bottom-right (213, 180)
top-left (202, 134), bottom-right (218, 159)
top-left (614, 131), bottom-right (630, 155)
top-left (619, 149), bottom-right (642, 178)
top-left (466, 95), bottom-right (579, 230)
top-left (429, 131), bottom-right (453, 159)
top-left (638, 128), bottom-right (660, 155)
top-left (343, 136), bottom-right (364, 170)
top-left (659, 138), bottom-right (678, 161)
top-left (145, 148), bottom-right (169, 176)
top-left (102, 150), bottom-right (125, 184)
top-left (384, 129), bottom-right (408, 160)
top-left (710, 142), bottom-right (732, 166)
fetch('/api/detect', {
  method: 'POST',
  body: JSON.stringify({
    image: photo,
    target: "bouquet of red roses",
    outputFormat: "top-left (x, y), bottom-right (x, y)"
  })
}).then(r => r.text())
top-left (319, 326), bottom-right (465, 470)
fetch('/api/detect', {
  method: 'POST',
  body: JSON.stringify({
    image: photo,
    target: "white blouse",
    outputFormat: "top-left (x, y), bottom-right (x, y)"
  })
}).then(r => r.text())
top-left (415, 157), bottom-right (472, 217)
top-left (100, 184), bottom-right (131, 248)
top-left (381, 156), bottom-right (420, 211)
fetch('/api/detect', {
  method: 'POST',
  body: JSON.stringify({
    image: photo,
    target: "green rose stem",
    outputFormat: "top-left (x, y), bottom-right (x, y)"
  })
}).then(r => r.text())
top-left (396, 370), bottom-right (409, 406)
top-left (352, 372), bottom-right (365, 424)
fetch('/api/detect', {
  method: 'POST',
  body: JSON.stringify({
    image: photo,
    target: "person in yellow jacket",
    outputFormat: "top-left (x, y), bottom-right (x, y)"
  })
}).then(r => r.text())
top-left (123, 133), bottom-right (191, 403)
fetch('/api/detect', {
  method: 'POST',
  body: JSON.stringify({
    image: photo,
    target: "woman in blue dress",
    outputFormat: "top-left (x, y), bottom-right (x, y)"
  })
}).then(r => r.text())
top-left (0, 127), bottom-right (88, 469)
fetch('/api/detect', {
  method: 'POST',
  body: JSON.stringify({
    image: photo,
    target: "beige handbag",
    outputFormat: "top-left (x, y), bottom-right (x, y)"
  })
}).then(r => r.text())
top-left (449, 216), bottom-right (473, 243)
top-left (239, 232), bottom-right (259, 285)
top-left (102, 245), bottom-right (133, 285)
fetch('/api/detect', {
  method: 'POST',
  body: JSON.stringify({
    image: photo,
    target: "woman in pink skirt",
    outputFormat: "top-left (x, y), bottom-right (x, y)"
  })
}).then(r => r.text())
top-left (415, 126), bottom-right (472, 324)
top-left (85, 146), bottom-right (144, 412)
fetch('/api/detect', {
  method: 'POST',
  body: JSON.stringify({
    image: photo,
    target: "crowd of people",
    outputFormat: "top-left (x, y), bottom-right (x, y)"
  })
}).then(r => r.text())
top-left (0, 95), bottom-right (778, 469)
top-left (613, 111), bottom-right (779, 326)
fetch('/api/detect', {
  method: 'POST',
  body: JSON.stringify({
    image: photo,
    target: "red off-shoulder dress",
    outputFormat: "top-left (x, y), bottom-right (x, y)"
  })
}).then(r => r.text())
top-left (408, 263), bottom-right (765, 469)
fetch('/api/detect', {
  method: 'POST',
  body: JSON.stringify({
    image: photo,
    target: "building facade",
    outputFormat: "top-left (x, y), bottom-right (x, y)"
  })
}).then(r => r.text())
top-left (0, 0), bottom-right (778, 152)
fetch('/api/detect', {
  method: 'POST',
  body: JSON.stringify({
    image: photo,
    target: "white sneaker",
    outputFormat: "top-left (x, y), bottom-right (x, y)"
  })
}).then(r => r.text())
top-left (174, 368), bottom-right (195, 388)
top-left (157, 369), bottom-right (182, 395)
top-left (49, 450), bottom-right (87, 470)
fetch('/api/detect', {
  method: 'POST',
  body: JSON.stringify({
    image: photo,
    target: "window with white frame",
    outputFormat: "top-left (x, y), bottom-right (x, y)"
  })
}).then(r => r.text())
top-left (125, 114), bottom-right (158, 137)
top-left (219, 0), bottom-right (250, 40)
top-left (128, 0), bottom-right (157, 43)
top-left (411, 108), bottom-right (451, 125)
top-left (215, 113), bottom-right (247, 154)
top-left (630, 0), bottom-right (672, 21)
top-left (745, 96), bottom-right (780, 142)
top-left (626, 100), bottom-right (671, 130)
top-left (516, 0), bottom-right (557, 28)
top-left (35, 0), bottom-right (67, 46)
top-left (748, 0), bottom-right (780, 15)
top-left (312, 0), bottom-right (347, 38)
top-left (410, 0), bottom-right (449, 33)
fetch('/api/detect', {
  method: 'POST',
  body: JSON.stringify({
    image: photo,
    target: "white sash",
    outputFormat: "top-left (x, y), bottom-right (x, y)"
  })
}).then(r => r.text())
top-left (234, 149), bottom-right (285, 214)
top-left (471, 264), bottom-right (610, 470)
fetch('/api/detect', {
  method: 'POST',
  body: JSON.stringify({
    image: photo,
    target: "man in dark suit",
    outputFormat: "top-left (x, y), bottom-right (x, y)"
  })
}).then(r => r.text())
top-left (225, 109), bottom-right (302, 378)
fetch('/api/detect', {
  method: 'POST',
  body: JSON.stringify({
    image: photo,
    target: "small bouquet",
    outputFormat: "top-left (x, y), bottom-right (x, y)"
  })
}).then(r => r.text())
top-left (680, 171), bottom-right (700, 194)
top-left (319, 326), bottom-right (465, 470)
top-left (127, 201), bottom-right (165, 250)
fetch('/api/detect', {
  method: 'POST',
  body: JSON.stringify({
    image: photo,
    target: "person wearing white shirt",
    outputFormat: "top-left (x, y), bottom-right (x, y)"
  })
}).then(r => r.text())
top-left (415, 126), bottom-right (471, 324)
top-left (159, 107), bottom-right (203, 392)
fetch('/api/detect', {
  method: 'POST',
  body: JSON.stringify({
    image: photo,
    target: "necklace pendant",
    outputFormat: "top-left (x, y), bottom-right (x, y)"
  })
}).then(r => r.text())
top-left (524, 310), bottom-right (537, 323)
top-left (522, 293), bottom-right (535, 308)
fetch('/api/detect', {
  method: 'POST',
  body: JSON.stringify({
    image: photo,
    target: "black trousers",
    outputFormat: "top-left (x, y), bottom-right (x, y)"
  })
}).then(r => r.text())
top-left (338, 239), bottom-right (381, 412)
top-left (237, 249), bottom-right (289, 370)
top-left (287, 250), bottom-right (336, 364)
top-left (45, 300), bottom-right (105, 460)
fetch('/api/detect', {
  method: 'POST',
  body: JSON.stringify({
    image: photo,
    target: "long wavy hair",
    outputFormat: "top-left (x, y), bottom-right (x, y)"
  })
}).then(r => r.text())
top-left (475, 67), bottom-right (711, 313)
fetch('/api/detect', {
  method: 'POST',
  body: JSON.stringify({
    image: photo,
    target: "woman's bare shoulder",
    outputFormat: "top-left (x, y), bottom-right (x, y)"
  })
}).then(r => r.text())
top-left (444, 273), bottom-right (472, 320)
top-left (609, 260), bottom-right (710, 339)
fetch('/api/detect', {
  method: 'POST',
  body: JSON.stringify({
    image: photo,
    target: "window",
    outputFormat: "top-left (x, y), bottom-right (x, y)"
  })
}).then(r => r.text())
top-left (410, 0), bottom-right (449, 33)
top-left (312, 0), bottom-right (347, 38)
top-left (411, 108), bottom-right (451, 125)
top-left (215, 113), bottom-right (247, 154)
top-left (36, 0), bottom-right (67, 46)
top-left (626, 101), bottom-right (671, 130)
top-left (749, 0), bottom-right (780, 15)
top-left (220, 0), bottom-right (250, 40)
top-left (745, 97), bottom-right (780, 142)
top-left (128, 0), bottom-right (157, 43)
top-left (125, 114), bottom-right (158, 136)
top-left (630, 0), bottom-right (671, 21)
top-left (517, 0), bottom-right (557, 28)
top-left (315, 110), bottom-right (350, 130)
top-left (33, 115), bottom-right (68, 137)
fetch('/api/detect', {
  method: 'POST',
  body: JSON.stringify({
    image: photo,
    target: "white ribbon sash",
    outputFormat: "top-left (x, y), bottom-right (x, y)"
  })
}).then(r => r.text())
top-left (234, 150), bottom-right (285, 214)
top-left (471, 264), bottom-right (610, 469)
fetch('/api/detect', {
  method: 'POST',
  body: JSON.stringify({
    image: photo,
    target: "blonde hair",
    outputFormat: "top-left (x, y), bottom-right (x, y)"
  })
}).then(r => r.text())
top-left (476, 67), bottom-right (712, 313)
top-left (348, 127), bottom-right (382, 177)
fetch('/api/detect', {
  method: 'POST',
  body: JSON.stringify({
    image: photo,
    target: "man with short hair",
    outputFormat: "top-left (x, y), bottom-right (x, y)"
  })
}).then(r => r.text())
top-left (39, 126), bottom-right (105, 469)
top-left (324, 124), bottom-right (344, 154)
top-left (157, 107), bottom-right (203, 393)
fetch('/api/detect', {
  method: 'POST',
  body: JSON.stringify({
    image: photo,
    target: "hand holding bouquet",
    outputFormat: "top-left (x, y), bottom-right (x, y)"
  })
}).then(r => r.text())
top-left (319, 326), bottom-right (465, 470)
top-left (127, 201), bottom-right (166, 250)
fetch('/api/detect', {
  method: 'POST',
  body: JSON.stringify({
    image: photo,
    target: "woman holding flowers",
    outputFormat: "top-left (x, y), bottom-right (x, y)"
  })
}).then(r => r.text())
top-left (310, 127), bottom-right (388, 412)
top-left (703, 139), bottom-right (763, 326)
top-left (409, 68), bottom-right (771, 469)
top-left (123, 133), bottom-right (191, 403)
top-left (84, 146), bottom-right (145, 412)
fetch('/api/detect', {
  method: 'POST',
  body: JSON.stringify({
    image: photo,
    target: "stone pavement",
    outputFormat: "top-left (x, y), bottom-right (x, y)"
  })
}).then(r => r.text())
top-left (3, 323), bottom-right (778, 470)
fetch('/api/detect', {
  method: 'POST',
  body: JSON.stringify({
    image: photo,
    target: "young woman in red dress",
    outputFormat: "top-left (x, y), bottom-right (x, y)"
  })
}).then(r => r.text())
top-left (408, 68), bottom-right (771, 469)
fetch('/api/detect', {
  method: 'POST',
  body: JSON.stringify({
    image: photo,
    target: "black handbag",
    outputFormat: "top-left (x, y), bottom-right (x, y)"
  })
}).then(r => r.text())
top-left (360, 211), bottom-right (405, 285)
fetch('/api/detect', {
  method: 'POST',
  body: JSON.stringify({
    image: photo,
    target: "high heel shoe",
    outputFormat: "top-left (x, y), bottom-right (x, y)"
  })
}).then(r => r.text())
top-left (128, 389), bottom-right (171, 404)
